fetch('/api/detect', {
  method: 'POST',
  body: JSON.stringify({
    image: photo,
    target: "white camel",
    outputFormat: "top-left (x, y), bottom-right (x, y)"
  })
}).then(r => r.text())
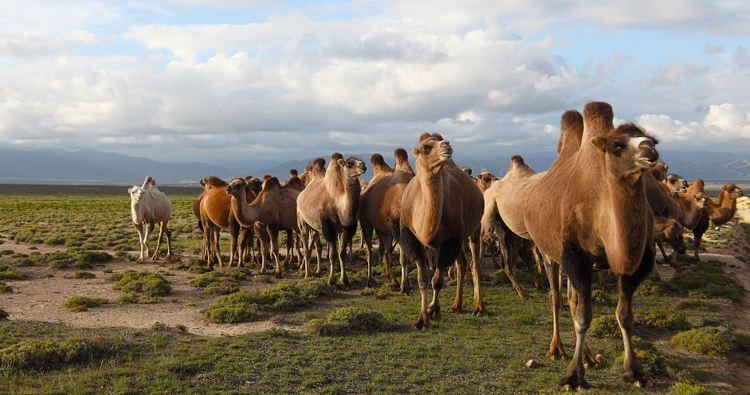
top-left (129, 176), bottom-right (173, 262)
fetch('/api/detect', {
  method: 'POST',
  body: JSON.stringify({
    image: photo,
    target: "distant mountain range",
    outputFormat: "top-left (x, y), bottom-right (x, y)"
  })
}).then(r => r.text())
top-left (1, 147), bottom-right (749, 185)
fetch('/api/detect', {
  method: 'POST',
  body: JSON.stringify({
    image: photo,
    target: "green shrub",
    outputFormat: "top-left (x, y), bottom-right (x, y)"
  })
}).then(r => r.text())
top-left (591, 289), bottom-right (613, 305)
top-left (64, 271), bottom-right (95, 279)
top-left (306, 307), bottom-right (393, 336)
top-left (672, 327), bottom-right (731, 356)
top-left (671, 381), bottom-right (716, 395)
top-left (107, 271), bottom-right (170, 303)
top-left (637, 311), bottom-right (691, 331)
top-left (203, 279), bottom-right (334, 323)
top-left (0, 337), bottom-right (127, 372)
top-left (589, 315), bottom-right (620, 338)
top-left (0, 264), bottom-right (25, 280)
top-left (676, 300), bottom-right (719, 311)
top-left (189, 269), bottom-right (249, 295)
top-left (64, 296), bottom-right (107, 312)
top-left (670, 262), bottom-right (745, 302)
top-left (0, 281), bottom-right (11, 293)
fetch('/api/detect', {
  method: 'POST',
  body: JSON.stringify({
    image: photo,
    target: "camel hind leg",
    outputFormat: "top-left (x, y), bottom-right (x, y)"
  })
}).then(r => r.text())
top-left (448, 247), bottom-right (467, 313)
top-left (376, 230), bottom-right (398, 287)
top-left (544, 258), bottom-right (567, 359)
top-left (133, 223), bottom-right (146, 263)
top-left (151, 222), bottom-right (165, 261)
top-left (399, 228), bottom-right (429, 329)
top-left (337, 224), bottom-right (356, 288)
top-left (361, 221), bottom-right (375, 287)
top-left (164, 224), bottom-right (173, 261)
top-left (468, 230), bottom-right (486, 314)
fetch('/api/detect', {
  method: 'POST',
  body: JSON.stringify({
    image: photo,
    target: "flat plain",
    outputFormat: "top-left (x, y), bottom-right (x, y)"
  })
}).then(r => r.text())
top-left (0, 185), bottom-right (749, 394)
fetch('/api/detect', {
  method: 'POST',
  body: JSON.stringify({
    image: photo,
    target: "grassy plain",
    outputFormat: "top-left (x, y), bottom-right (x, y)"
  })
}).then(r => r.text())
top-left (0, 184), bottom-right (748, 394)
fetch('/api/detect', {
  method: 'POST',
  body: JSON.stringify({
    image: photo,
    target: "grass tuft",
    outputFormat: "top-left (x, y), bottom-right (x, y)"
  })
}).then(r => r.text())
top-left (589, 315), bottom-right (620, 338)
top-left (306, 307), bottom-right (393, 336)
top-left (637, 311), bottom-right (691, 331)
top-left (0, 336), bottom-right (128, 372)
top-left (107, 270), bottom-right (170, 303)
top-left (670, 381), bottom-right (716, 395)
top-left (0, 281), bottom-right (11, 293)
top-left (672, 327), bottom-right (731, 356)
top-left (64, 296), bottom-right (107, 312)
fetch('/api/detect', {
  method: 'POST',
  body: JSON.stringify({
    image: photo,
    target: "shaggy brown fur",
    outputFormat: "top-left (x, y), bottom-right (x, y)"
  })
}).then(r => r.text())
top-left (199, 176), bottom-right (240, 268)
top-left (359, 149), bottom-right (415, 288)
top-left (297, 154), bottom-right (366, 285)
top-left (398, 133), bottom-right (485, 329)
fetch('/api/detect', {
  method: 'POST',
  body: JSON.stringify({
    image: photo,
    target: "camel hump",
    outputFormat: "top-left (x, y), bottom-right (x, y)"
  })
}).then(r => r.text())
top-left (561, 110), bottom-right (583, 131)
top-left (331, 152), bottom-right (343, 161)
top-left (419, 132), bottom-right (444, 142)
top-left (370, 153), bottom-right (386, 167)
top-left (289, 168), bottom-right (298, 176)
top-left (394, 148), bottom-right (408, 161)
top-left (312, 157), bottom-right (326, 170)
top-left (583, 102), bottom-right (614, 136)
top-left (263, 177), bottom-right (281, 190)
top-left (510, 155), bottom-right (525, 165)
top-left (202, 176), bottom-right (228, 188)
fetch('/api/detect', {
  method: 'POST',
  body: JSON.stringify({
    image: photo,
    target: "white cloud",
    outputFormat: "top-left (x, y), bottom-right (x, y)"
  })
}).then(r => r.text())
top-left (636, 103), bottom-right (750, 144)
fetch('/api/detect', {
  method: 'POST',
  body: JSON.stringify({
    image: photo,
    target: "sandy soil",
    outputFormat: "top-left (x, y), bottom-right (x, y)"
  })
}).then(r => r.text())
top-left (0, 244), bottom-right (302, 337)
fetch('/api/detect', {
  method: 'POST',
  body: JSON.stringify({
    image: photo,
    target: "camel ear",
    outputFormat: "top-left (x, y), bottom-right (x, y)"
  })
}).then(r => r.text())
top-left (412, 147), bottom-right (421, 156)
top-left (337, 158), bottom-right (345, 166)
top-left (590, 136), bottom-right (607, 152)
top-left (419, 132), bottom-right (432, 142)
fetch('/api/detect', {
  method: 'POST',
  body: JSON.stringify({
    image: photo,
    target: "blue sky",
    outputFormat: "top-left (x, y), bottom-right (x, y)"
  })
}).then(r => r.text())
top-left (0, 0), bottom-right (749, 168)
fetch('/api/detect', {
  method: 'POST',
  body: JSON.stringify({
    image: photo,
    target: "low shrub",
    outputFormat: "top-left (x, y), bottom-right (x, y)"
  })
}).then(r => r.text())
top-left (0, 336), bottom-right (128, 372)
top-left (64, 271), bottom-right (95, 279)
top-left (591, 289), bottom-right (613, 305)
top-left (637, 311), bottom-right (691, 331)
top-left (64, 296), bottom-right (107, 312)
top-left (189, 268), bottom-right (250, 295)
top-left (107, 271), bottom-right (170, 303)
top-left (203, 279), bottom-right (334, 323)
top-left (306, 307), bottom-right (393, 336)
top-left (672, 327), bottom-right (731, 356)
top-left (0, 264), bottom-right (25, 280)
top-left (0, 281), bottom-right (11, 293)
top-left (733, 331), bottom-right (750, 354)
top-left (589, 315), bottom-right (620, 338)
top-left (670, 261), bottom-right (745, 302)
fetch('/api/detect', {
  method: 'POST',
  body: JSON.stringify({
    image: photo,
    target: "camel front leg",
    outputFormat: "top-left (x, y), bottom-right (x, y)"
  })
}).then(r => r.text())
top-left (257, 225), bottom-right (269, 274)
top-left (314, 235), bottom-right (323, 274)
top-left (469, 233), bottom-right (486, 314)
top-left (448, 248), bottom-right (467, 313)
top-left (212, 225), bottom-right (224, 268)
top-left (151, 222), bottom-right (165, 261)
top-left (338, 226), bottom-right (354, 287)
top-left (377, 231), bottom-right (398, 287)
top-left (544, 259), bottom-right (567, 359)
top-left (268, 228), bottom-right (282, 277)
top-left (328, 236), bottom-right (338, 286)
top-left (361, 224), bottom-right (374, 288)
top-left (428, 260), bottom-right (446, 321)
top-left (165, 226), bottom-right (173, 261)
top-left (133, 223), bottom-right (146, 262)
top-left (300, 227), bottom-right (313, 279)
top-left (559, 246), bottom-right (592, 390)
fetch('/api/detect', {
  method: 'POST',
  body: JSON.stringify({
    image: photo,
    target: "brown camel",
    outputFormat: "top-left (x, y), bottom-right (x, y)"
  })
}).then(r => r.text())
top-left (297, 154), bottom-right (366, 285)
top-left (226, 176), bottom-right (300, 276)
top-left (653, 217), bottom-right (686, 264)
top-left (663, 174), bottom-right (688, 194)
top-left (497, 102), bottom-right (660, 389)
top-left (706, 183), bottom-right (744, 225)
top-left (475, 171), bottom-right (497, 193)
top-left (398, 133), bottom-right (485, 329)
top-left (199, 176), bottom-right (240, 268)
top-left (359, 148), bottom-right (415, 288)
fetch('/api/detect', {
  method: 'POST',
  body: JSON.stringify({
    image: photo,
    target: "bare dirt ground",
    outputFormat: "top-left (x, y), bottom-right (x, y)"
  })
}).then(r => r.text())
top-left (0, 244), bottom-right (303, 337)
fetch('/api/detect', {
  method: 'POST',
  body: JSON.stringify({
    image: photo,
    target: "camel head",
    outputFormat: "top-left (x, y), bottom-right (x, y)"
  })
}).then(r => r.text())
top-left (665, 174), bottom-right (688, 194)
top-left (224, 177), bottom-right (248, 199)
top-left (289, 169), bottom-right (298, 177)
top-left (337, 155), bottom-right (367, 179)
top-left (128, 185), bottom-right (144, 204)
top-left (413, 132), bottom-right (452, 176)
top-left (723, 183), bottom-right (744, 199)
top-left (692, 191), bottom-right (707, 209)
top-left (244, 176), bottom-right (262, 196)
top-left (461, 167), bottom-right (472, 176)
top-left (590, 123), bottom-right (659, 182)
top-left (664, 219), bottom-right (687, 254)
top-left (476, 171), bottom-right (497, 191)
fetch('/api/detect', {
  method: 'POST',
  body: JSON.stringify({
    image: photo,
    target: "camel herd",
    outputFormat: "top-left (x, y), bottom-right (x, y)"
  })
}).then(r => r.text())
top-left (128, 101), bottom-right (744, 390)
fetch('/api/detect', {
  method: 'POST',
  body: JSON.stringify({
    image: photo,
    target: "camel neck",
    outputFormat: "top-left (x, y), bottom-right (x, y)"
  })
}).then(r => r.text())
top-left (414, 168), bottom-right (444, 245)
top-left (600, 172), bottom-right (649, 275)
top-left (231, 189), bottom-right (260, 228)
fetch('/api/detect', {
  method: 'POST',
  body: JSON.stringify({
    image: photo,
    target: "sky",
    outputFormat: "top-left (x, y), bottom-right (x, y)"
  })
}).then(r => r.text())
top-left (1, 0), bottom-right (749, 170)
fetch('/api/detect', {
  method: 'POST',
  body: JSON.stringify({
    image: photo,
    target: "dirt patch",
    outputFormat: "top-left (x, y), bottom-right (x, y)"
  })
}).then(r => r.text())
top-left (0, 250), bottom-right (302, 337)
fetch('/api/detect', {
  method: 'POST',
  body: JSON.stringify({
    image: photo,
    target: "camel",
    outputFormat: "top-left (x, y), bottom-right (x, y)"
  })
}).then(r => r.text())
top-left (705, 183), bottom-right (744, 225)
top-left (297, 154), bottom-right (366, 285)
top-left (226, 176), bottom-right (300, 275)
top-left (496, 102), bottom-right (659, 389)
top-left (664, 174), bottom-right (688, 194)
top-left (653, 217), bottom-right (686, 264)
top-left (199, 176), bottom-right (243, 268)
top-left (475, 171), bottom-right (497, 193)
top-left (481, 111), bottom-right (584, 302)
top-left (398, 133), bottom-right (485, 329)
top-left (129, 176), bottom-right (173, 262)
top-left (359, 148), bottom-right (415, 289)
top-left (238, 176), bottom-right (263, 265)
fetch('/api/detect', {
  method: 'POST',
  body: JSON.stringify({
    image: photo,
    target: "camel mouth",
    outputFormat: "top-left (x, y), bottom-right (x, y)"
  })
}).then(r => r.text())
top-left (635, 157), bottom-right (657, 170)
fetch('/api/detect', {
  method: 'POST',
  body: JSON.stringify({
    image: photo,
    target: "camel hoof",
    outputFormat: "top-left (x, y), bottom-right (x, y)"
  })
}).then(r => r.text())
top-left (622, 370), bottom-right (646, 388)
top-left (474, 307), bottom-right (488, 316)
top-left (328, 276), bottom-right (336, 286)
top-left (428, 304), bottom-right (441, 320)
top-left (447, 305), bottom-right (462, 314)
top-left (559, 375), bottom-right (588, 391)
top-left (340, 276), bottom-right (351, 288)
top-left (546, 349), bottom-right (568, 360)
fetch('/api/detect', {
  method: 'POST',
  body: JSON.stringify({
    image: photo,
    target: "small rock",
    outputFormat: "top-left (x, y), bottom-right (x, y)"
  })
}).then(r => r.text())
top-left (525, 359), bottom-right (536, 368)
top-left (595, 354), bottom-right (607, 364)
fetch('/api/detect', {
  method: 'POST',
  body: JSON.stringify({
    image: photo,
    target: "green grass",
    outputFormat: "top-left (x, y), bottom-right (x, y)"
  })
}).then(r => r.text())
top-left (672, 328), bottom-right (732, 356)
top-left (0, 282), bottom-right (11, 294)
top-left (106, 270), bottom-right (171, 303)
top-left (0, 264), bottom-right (25, 280)
top-left (305, 307), bottom-right (395, 336)
top-left (63, 296), bottom-right (107, 312)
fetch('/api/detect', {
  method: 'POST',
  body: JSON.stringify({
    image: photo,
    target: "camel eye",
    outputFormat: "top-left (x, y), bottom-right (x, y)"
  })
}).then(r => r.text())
top-left (423, 145), bottom-right (431, 153)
